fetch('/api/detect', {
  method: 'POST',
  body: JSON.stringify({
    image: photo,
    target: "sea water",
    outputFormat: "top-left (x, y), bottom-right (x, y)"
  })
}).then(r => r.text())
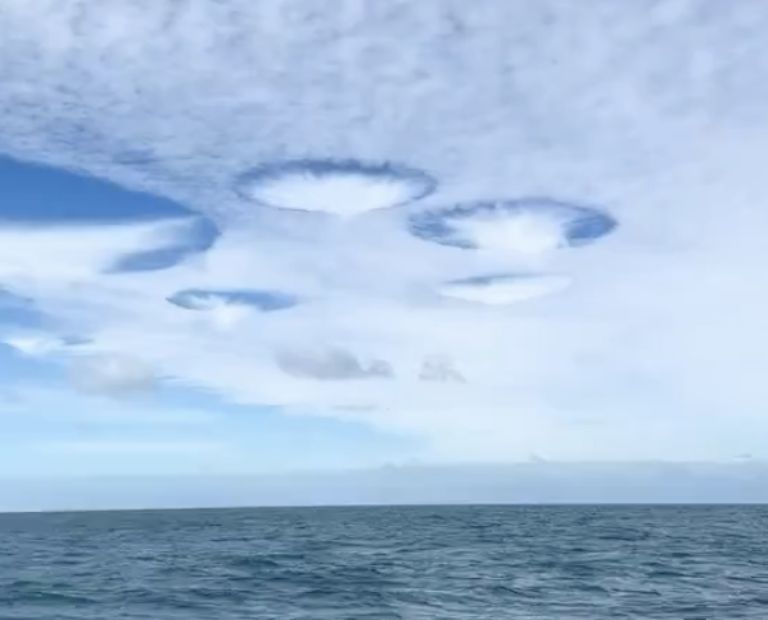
top-left (1, 505), bottom-right (767, 619)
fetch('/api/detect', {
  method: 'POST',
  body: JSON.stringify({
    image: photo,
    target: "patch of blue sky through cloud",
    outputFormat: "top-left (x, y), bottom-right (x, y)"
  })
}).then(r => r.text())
top-left (0, 155), bottom-right (220, 275)
top-left (0, 288), bottom-right (43, 328)
top-left (0, 155), bottom-right (190, 222)
top-left (0, 342), bottom-right (64, 384)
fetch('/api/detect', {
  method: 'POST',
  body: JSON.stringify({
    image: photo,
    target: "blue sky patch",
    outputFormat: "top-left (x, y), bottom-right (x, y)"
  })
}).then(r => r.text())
top-left (0, 155), bottom-right (193, 223)
top-left (0, 289), bottom-right (44, 328)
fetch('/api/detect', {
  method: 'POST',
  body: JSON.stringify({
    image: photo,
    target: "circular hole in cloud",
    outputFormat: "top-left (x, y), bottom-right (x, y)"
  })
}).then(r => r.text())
top-left (167, 289), bottom-right (299, 313)
top-left (236, 159), bottom-right (436, 217)
top-left (108, 217), bottom-right (220, 273)
top-left (408, 198), bottom-right (617, 254)
top-left (439, 273), bottom-right (572, 305)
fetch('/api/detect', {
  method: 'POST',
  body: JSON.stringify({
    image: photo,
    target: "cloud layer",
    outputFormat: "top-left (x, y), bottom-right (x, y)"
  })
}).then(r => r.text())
top-left (2, 1), bottom-right (768, 462)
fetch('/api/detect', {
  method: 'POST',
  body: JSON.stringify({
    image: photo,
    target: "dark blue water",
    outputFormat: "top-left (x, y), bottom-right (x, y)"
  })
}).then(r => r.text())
top-left (1, 505), bottom-right (767, 619)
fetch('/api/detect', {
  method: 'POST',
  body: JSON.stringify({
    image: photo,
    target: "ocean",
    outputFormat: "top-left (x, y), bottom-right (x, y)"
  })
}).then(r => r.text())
top-left (1, 505), bottom-right (767, 619)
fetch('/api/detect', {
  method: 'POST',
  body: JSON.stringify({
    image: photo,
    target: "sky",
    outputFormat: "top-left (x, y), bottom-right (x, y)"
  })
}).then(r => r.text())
top-left (2, 1), bottom-right (768, 504)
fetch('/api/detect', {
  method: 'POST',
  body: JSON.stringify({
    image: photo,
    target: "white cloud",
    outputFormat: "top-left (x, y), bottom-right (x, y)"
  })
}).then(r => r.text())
top-left (2, 1), bottom-right (768, 462)
top-left (69, 354), bottom-right (156, 396)
top-left (0, 218), bottom-right (200, 286)
top-left (460, 211), bottom-right (566, 255)
top-left (3, 333), bottom-right (68, 357)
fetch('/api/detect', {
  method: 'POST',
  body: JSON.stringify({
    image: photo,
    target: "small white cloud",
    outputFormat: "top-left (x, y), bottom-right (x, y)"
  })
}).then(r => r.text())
top-left (439, 274), bottom-right (572, 305)
top-left (69, 354), bottom-right (156, 396)
top-left (3, 333), bottom-right (67, 357)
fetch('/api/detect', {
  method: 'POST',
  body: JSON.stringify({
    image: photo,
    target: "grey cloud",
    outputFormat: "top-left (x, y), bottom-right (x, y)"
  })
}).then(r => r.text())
top-left (276, 348), bottom-right (393, 381)
top-left (419, 355), bottom-right (465, 383)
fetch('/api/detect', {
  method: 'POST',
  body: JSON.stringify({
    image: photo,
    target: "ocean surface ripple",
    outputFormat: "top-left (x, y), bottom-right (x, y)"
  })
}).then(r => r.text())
top-left (1, 505), bottom-right (767, 619)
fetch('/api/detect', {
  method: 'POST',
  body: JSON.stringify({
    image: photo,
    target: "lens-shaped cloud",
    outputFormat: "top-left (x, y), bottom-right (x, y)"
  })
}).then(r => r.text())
top-left (236, 159), bottom-right (436, 217)
top-left (408, 198), bottom-right (617, 255)
top-left (167, 289), bottom-right (299, 312)
top-left (439, 273), bottom-right (572, 305)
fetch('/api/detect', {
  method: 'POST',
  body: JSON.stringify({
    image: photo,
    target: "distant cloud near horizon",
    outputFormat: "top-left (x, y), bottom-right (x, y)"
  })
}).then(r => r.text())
top-left (3, 461), bottom-right (768, 512)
